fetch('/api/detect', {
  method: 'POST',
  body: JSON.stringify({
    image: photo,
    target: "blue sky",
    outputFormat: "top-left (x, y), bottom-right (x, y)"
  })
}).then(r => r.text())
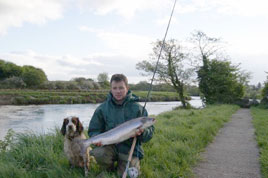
top-left (0, 0), bottom-right (267, 85)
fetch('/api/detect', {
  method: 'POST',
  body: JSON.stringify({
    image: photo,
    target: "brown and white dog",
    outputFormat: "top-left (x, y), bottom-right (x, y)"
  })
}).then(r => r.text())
top-left (60, 116), bottom-right (92, 176)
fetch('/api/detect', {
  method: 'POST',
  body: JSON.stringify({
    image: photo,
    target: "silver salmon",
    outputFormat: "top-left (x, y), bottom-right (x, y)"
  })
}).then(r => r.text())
top-left (81, 117), bottom-right (155, 152)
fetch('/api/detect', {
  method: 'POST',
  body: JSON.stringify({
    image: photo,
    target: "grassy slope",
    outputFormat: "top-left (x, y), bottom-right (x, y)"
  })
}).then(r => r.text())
top-left (251, 107), bottom-right (268, 178)
top-left (0, 105), bottom-right (239, 178)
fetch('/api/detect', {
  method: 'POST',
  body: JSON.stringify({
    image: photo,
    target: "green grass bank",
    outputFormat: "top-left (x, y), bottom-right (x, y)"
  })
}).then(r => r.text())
top-left (251, 107), bottom-right (268, 178)
top-left (0, 105), bottom-right (239, 178)
top-left (0, 90), bottom-right (182, 105)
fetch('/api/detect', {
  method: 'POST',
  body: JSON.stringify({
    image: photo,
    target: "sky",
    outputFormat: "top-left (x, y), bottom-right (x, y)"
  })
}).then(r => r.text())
top-left (0, 0), bottom-right (267, 85)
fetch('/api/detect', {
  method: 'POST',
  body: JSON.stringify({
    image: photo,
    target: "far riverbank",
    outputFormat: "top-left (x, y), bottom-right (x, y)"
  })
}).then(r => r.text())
top-left (0, 89), bottom-right (193, 105)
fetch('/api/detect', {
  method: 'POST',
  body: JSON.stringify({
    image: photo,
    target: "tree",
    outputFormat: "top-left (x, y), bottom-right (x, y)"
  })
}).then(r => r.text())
top-left (259, 72), bottom-right (268, 107)
top-left (190, 31), bottom-right (249, 104)
top-left (257, 82), bottom-right (262, 90)
top-left (136, 39), bottom-right (195, 108)
top-left (190, 30), bottom-right (224, 65)
top-left (197, 59), bottom-right (245, 104)
top-left (97, 72), bottom-right (110, 88)
top-left (21, 65), bottom-right (48, 87)
top-left (0, 59), bottom-right (22, 80)
top-left (190, 31), bottom-right (223, 104)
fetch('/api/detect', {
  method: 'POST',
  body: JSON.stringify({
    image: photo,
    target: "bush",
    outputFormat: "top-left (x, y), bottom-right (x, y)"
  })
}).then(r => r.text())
top-left (260, 81), bottom-right (268, 108)
top-left (21, 65), bottom-right (48, 87)
top-left (198, 59), bottom-right (246, 104)
top-left (65, 81), bottom-right (80, 90)
top-left (40, 81), bottom-right (56, 90)
top-left (0, 77), bottom-right (26, 89)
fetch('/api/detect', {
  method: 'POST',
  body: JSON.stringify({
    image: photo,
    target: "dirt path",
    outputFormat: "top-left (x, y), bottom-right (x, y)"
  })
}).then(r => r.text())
top-left (194, 109), bottom-right (261, 178)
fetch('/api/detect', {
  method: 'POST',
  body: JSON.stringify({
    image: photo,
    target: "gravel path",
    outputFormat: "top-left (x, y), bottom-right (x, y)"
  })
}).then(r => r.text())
top-left (194, 109), bottom-right (261, 178)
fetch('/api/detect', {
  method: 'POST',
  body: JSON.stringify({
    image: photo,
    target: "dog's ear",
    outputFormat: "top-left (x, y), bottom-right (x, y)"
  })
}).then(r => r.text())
top-left (75, 117), bottom-right (84, 134)
top-left (61, 118), bottom-right (68, 136)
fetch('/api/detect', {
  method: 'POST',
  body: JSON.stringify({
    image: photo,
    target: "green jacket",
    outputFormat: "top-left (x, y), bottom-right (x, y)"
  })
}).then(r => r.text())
top-left (88, 90), bottom-right (154, 159)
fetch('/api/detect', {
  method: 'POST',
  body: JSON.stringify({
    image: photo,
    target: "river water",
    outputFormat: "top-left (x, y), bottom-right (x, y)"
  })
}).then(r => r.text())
top-left (0, 97), bottom-right (202, 139)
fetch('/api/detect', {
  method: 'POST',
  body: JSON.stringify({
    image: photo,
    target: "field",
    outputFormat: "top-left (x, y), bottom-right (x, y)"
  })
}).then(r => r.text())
top-left (251, 107), bottom-right (268, 178)
top-left (0, 105), bottom-right (239, 178)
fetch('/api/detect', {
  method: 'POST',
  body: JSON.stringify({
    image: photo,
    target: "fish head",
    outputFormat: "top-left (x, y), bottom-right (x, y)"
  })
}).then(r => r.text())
top-left (139, 117), bottom-right (156, 129)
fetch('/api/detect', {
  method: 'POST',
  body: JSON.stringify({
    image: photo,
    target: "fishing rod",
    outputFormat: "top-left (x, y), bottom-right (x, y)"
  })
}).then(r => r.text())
top-left (122, 0), bottom-right (177, 177)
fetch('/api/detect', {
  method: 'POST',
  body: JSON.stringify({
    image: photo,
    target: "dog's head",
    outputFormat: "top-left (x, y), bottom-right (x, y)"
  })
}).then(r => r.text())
top-left (60, 116), bottom-right (84, 136)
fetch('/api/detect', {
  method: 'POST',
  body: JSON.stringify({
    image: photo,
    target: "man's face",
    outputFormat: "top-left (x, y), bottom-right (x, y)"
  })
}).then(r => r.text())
top-left (111, 80), bottom-right (128, 102)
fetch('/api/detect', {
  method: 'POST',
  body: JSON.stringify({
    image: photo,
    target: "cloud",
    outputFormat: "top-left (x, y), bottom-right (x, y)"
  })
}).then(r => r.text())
top-left (77, 0), bottom-right (268, 19)
top-left (179, 0), bottom-right (268, 17)
top-left (77, 0), bottom-right (172, 19)
top-left (1, 0), bottom-right (267, 36)
top-left (0, 0), bottom-right (66, 35)
top-left (79, 26), bottom-right (154, 58)
top-left (212, 0), bottom-right (268, 17)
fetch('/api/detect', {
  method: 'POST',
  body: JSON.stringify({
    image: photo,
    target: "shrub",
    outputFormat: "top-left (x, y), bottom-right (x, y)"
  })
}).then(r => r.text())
top-left (0, 77), bottom-right (26, 89)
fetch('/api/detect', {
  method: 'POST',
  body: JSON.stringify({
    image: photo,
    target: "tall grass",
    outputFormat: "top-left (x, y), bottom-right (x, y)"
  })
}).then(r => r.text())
top-left (0, 105), bottom-right (238, 178)
top-left (251, 107), bottom-right (268, 178)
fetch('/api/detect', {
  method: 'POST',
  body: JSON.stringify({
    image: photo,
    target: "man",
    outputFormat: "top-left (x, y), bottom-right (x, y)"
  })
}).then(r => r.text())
top-left (88, 74), bottom-right (154, 176)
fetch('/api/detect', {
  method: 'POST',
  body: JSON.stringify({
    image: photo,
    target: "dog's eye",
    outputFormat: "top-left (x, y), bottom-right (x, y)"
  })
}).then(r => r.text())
top-left (64, 119), bottom-right (69, 125)
top-left (72, 118), bottom-right (77, 124)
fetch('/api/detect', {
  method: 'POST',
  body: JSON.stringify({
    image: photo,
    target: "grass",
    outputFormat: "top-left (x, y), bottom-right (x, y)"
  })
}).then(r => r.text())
top-left (251, 107), bottom-right (268, 178)
top-left (0, 104), bottom-right (239, 178)
top-left (141, 104), bottom-right (239, 178)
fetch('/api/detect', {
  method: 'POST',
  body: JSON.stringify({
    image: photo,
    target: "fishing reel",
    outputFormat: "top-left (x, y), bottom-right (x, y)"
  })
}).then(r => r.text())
top-left (127, 167), bottom-right (139, 178)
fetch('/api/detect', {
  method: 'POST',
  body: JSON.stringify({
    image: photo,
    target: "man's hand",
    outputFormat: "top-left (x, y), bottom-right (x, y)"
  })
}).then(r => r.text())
top-left (132, 128), bottom-right (144, 137)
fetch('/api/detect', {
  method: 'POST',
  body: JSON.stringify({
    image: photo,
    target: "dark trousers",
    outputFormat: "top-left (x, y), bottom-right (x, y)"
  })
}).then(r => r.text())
top-left (90, 145), bottom-right (140, 176)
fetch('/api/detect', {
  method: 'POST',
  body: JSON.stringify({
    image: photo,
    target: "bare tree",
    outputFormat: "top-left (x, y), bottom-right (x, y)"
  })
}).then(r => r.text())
top-left (189, 30), bottom-right (224, 64)
top-left (136, 39), bottom-right (195, 108)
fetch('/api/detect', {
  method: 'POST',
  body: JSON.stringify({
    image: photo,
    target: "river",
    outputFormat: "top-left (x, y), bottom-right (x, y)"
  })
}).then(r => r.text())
top-left (0, 97), bottom-right (202, 140)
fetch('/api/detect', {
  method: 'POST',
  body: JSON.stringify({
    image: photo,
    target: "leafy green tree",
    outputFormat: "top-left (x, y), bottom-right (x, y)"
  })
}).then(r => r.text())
top-left (97, 72), bottom-right (109, 88)
top-left (21, 65), bottom-right (48, 87)
top-left (87, 78), bottom-right (95, 82)
top-left (261, 72), bottom-right (268, 98)
top-left (0, 60), bottom-right (6, 79)
top-left (136, 39), bottom-right (195, 108)
top-left (197, 59), bottom-right (245, 104)
top-left (0, 59), bottom-right (22, 80)
top-left (190, 31), bottom-right (249, 104)
top-left (262, 84), bottom-right (268, 98)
